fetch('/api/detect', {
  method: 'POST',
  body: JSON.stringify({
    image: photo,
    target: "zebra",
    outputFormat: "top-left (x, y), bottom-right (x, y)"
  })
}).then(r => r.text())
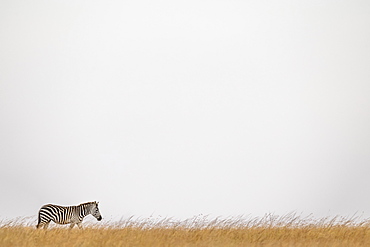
top-left (36, 201), bottom-right (102, 229)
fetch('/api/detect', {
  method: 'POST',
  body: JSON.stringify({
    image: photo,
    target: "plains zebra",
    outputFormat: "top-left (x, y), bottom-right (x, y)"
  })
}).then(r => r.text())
top-left (36, 201), bottom-right (102, 229)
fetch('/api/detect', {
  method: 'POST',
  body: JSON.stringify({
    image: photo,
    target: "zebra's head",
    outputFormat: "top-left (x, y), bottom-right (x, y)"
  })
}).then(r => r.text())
top-left (91, 201), bottom-right (102, 221)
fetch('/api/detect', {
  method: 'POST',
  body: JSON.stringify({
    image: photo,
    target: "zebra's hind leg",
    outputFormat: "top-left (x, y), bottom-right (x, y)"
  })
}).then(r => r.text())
top-left (36, 221), bottom-right (50, 229)
top-left (36, 222), bottom-right (50, 229)
top-left (43, 222), bottom-right (50, 229)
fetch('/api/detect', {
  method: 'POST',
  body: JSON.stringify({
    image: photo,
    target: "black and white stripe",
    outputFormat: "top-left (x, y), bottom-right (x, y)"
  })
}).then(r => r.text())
top-left (36, 201), bottom-right (102, 229)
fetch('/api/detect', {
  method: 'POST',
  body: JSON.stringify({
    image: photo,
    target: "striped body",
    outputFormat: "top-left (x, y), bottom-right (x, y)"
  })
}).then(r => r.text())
top-left (36, 201), bottom-right (102, 229)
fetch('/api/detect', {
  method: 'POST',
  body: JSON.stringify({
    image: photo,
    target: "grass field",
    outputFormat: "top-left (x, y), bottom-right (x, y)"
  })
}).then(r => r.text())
top-left (1, 214), bottom-right (370, 246)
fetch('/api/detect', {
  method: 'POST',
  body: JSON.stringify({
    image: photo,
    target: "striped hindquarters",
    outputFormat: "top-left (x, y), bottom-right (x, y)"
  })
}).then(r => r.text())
top-left (37, 204), bottom-right (78, 226)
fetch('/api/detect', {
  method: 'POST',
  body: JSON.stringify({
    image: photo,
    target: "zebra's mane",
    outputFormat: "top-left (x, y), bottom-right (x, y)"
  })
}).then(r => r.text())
top-left (78, 201), bottom-right (97, 207)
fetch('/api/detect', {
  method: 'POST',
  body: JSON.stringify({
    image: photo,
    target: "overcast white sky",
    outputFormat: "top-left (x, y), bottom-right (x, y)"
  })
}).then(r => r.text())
top-left (1, 0), bottom-right (370, 222)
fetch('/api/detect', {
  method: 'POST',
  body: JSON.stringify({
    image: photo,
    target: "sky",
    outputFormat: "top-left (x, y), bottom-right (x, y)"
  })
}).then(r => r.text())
top-left (1, 0), bottom-right (370, 222)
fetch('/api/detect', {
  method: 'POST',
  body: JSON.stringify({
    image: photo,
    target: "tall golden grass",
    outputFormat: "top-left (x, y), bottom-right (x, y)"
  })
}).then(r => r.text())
top-left (1, 214), bottom-right (370, 246)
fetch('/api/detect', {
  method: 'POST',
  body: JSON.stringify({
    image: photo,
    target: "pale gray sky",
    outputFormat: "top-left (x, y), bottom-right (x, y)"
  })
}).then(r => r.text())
top-left (1, 0), bottom-right (370, 221)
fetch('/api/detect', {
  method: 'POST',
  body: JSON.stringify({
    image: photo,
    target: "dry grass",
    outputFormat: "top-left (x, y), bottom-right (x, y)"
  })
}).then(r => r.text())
top-left (1, 214), bottom-right (370, 246)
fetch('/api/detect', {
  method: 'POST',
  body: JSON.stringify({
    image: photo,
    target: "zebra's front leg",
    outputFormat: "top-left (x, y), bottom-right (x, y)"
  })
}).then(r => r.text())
top-left (77, 222), bottom-right (83, 229)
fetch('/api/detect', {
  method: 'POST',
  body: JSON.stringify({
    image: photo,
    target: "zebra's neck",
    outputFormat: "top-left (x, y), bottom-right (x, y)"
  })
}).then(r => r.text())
top-left (77, 203), bottom-right (93, 218)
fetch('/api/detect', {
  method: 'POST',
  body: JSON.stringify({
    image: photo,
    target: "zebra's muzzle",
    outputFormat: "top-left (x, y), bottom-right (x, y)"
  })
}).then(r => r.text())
top-left (97, 216), bottom-right (102, 221)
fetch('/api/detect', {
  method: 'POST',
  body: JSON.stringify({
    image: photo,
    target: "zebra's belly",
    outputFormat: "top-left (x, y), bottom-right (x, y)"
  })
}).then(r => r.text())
top-left (53, 217), bottom-right (80, 224)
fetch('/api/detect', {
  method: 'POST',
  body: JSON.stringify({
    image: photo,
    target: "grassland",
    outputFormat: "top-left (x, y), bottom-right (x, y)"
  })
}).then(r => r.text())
top-left (1, 214), bottom-right (370, 246)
